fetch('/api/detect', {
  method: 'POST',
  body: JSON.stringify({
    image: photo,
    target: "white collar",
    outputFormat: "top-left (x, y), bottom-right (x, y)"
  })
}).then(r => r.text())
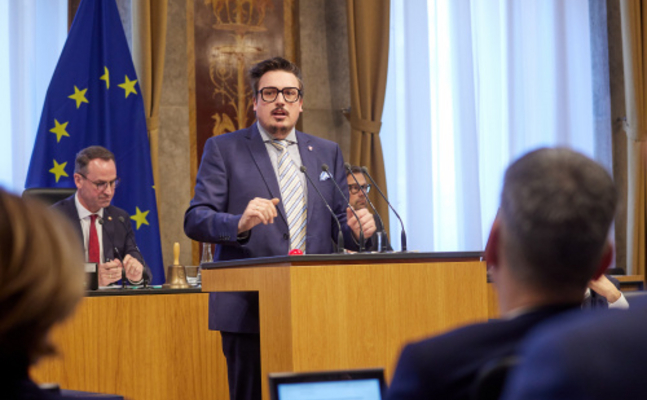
top-left (257, 121), bottom-right (297, 144)
top-left (74, 192), bottom-right (104, 220)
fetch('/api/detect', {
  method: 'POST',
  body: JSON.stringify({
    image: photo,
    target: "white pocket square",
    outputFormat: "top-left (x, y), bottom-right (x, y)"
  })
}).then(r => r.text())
top-left (319, 171), bottom-right (330, 181)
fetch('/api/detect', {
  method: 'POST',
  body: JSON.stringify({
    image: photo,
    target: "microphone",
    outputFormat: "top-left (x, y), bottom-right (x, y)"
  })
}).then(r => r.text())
top-left (118, 216), bottom-right (151, 287)
top-left (321, 164), bottom-right (365, 252)
top-left (98, 217), bottom-right (127, 288)
top-left (300, 165), bottom-right (344, 254)
top-left (345, 162), bottom-right (388, 252)
top-left (361, 166), bottom-right (407, 252)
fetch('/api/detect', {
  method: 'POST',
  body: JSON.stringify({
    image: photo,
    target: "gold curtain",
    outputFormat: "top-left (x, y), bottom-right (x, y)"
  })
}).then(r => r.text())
top-left (620, 0), bottom-right (647, 276)
top-left (132, 0), bottom-right (168, 203)
top-left (346, 0), bottom-right (390, 232)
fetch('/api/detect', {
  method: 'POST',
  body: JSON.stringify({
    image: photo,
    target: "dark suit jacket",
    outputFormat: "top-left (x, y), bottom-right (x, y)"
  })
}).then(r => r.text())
top-left (501, 297), bottom-right (647, 400)
top-left (1, 355), bottom-right (64, 399)
top-left (52, 194), bottom-right (150, 281)
top-left (386, 304), bottom-right (580, 400)
top-left (184, 124), bottom-right (359, 333)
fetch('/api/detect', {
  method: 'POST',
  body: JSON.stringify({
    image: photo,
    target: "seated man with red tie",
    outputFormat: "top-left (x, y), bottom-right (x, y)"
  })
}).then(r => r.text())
top-left (52, 145), bottom-right (149, 286)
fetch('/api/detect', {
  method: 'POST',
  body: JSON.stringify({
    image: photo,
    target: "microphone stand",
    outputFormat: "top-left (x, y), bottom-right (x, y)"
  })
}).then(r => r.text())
top-left (300, 166), bottom-right (344, 254)
top-left (345, 163), bottom-right (388, 252)
top-left (322, 164), bottom-right (365, 252)
top-left (98, 217), bottom-right (126, 288)
top-left (361, 166), bottom-right (407, 252)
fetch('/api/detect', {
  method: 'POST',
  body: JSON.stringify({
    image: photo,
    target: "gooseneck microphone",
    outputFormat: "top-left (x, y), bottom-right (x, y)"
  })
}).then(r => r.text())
top-left (344, 162), bottom-right (388, 251)
top-left (300, 165), bottom-right (344, 254)
top-left (361, 166), bottom-right (407, 252)
top-left (322, 164), bottom-right (365, 252)
top-left (98, 217), bottom-right (126, 288)
top-left (118, 216), bottom-right (150, 287)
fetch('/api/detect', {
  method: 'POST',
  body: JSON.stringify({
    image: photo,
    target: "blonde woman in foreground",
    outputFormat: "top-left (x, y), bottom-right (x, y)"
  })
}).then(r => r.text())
top-left (0, 189), bottom-right (85, 399)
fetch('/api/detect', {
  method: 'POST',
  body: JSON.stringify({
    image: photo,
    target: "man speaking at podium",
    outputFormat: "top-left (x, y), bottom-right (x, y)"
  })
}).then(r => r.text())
top-left (53, 146), bottom-right (147, 287)
top-left (185, 57), bottom-right (375, 400)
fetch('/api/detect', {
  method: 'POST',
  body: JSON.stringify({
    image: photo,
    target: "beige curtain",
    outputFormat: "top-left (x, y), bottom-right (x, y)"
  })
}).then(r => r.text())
top-left (132, 1), bottom-right (168, 202)
top-left (620, 0), bottom-right (647, 276)
top-left (346, 0), bottom-right (390, 233)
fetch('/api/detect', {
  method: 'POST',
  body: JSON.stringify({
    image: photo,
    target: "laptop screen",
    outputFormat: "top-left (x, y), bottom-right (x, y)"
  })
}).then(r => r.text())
top-left (269, 368), bottom-right (386, 400)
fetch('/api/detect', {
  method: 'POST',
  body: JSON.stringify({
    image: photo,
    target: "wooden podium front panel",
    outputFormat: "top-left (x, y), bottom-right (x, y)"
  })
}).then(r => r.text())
top-left (288, 261), bottom-right (488, 377)
top-left (202, 257), bottom-right (487, 399)
top-left (30, 293), bottom-right (228, 400)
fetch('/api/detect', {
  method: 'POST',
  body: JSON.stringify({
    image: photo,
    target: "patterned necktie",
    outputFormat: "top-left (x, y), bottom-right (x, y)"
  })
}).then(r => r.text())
top-left (88, 214), bottom-right (100, 263)
top-left (271, 140), bottom-right (307, 251)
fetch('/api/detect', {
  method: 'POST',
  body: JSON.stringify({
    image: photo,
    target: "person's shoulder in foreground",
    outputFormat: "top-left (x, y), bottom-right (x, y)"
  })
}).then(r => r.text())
top-left (386, 304), bottom-right (578, 400)
top-left (501, 295), bottom-right (647, 400)
top-left (387, 147), bottom-right (618, 400)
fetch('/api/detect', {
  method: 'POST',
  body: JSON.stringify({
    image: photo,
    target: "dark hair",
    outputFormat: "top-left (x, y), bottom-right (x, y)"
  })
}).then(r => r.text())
top-left (248, 57), bottom-right (304, 95)
top-left (346, 165), bottom-right (364, 177)
top-left (499, 148), bottom-right (617, 294)
top-left (74, 146), bottom-right (115, 174)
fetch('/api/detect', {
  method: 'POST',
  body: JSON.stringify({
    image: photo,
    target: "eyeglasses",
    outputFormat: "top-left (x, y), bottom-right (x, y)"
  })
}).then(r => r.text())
top-left (257, 87), bottom-right (302, 103)
top-left (348, 184), bottom-right (371, 195)
top-left (79, 173), bottom-right (121, 192)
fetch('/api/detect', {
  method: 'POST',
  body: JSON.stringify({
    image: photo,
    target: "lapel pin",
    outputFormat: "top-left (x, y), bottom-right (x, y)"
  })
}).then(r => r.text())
top-left (108, 216), bottom-right (112, 221)
top-left (308, 146), bottom-right (313, 151)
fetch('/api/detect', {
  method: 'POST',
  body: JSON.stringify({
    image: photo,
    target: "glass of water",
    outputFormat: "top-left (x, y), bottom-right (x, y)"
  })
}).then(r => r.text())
top-left (185, 265), bottom-right (201, 287)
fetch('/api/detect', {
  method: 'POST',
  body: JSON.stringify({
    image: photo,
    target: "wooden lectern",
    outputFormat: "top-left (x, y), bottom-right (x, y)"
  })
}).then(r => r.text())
top-left (202, 252), bottom-right (488, 400)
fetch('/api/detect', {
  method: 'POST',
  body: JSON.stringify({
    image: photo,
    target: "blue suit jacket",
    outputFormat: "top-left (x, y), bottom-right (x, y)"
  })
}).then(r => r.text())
top-left (386, 304), bottom-right (579, 400)
top-left (184, 124), bottom-right (357, 333)
top-left (501, 297), bottom-right (647, 400)
top-left (52, 195), bottom-right (150, 280)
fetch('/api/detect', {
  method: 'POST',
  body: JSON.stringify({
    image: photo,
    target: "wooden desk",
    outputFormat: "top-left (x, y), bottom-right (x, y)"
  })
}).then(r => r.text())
top-left (30, 290), bottom-right (229, 400)
top-left (202, 252), bottom-right (488, 400)
top-left (615, 275), bottom-right (645, 291)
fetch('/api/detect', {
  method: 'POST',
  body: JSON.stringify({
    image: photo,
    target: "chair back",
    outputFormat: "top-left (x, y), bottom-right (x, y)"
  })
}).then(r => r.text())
top-left (470, 356), bottom-right (518, 400)
top-left (23, 187), bottom-right (76, 206)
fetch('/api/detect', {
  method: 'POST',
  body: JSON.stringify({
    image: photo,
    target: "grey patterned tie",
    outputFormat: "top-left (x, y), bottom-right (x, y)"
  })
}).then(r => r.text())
top-left (271, 140), bottom-right (307, 251)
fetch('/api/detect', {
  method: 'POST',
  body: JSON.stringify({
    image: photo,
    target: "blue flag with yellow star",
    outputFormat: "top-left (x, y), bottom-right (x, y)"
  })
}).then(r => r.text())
top-left (25, 0), bottom-right (164, 284)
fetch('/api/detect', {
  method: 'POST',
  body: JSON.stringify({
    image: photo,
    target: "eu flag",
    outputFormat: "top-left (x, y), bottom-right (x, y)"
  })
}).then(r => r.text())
top-left (25, 0), bottom-right (164, 284)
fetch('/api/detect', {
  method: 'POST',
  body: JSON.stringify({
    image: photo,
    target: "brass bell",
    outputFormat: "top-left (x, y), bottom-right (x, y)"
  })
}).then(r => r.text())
top-left (162, 242), bottom-right (191, 289)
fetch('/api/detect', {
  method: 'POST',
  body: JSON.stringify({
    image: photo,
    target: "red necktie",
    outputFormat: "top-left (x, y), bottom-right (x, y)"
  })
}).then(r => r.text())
top-left (88, 214), bottom-right (100, 263)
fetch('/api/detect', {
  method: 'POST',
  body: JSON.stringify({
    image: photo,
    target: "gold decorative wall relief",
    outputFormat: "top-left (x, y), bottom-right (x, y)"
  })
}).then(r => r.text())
top-left (189, 0), bottom-right (298, 171)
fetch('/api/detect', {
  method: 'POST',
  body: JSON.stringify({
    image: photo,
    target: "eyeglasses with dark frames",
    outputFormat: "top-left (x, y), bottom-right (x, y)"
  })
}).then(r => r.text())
top-left (78, 173), bottom-right (121, 192)
top-left (348, 183), bottom-right (371, 195)
top-left (257, 87), bottom-right (302, 103)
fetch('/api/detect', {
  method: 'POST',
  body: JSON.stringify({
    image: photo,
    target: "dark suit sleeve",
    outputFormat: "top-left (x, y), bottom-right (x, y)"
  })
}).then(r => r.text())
top-left (501, 325), bottom-right (595, 400)
top-left (184, 138), bottom-right (244, 244)
top-left (386, 344), bottom-right (428, 400)
top-left (111, 207), bottom-right (152, 282)
top-left (120, 212), bottom-right (142, 261)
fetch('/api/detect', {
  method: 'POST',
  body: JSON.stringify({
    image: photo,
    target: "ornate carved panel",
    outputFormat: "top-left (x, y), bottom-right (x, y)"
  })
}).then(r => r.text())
top-left (190, 0), bottom-right (297, 166)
